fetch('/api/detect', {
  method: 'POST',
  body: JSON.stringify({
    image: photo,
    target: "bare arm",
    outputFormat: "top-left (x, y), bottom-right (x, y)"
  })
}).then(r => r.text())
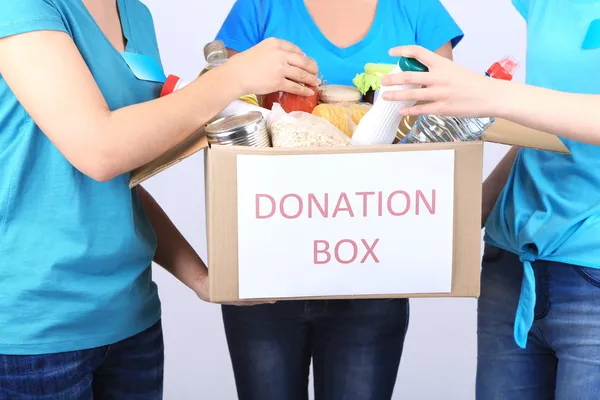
top-left (492, 81), bottom-right (600, 145)
top-left (434, 41), bottom-right (453, 60)
top-left (137, 186), bottom-right (208, 298)
top-left (0, 32), bottom-right (319, 182)
top-left (138, 186), bottom-right (273, 304)
top-left (382, 45), bottom-right (600, 145)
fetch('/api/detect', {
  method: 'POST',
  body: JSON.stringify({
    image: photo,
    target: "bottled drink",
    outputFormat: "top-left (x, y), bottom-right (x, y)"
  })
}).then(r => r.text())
top-left (400, 56), bottom-right (519, 144)
top-left (351, 57), bottom-right (427, 146)
top-left (200, 40), bottom-right (229, 73)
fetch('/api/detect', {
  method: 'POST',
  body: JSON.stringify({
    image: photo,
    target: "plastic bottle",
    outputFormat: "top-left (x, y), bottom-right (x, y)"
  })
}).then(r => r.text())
top-left (400, 56), bottom-right (519, 144)
top-left (161, 41), bottom-right (229, 97)
top-left (201, 40), bottom-right (229, 72)
top-left (201, 41), bottom-right (260, 107)
top-left (351, 57), bottom-right (428, 146)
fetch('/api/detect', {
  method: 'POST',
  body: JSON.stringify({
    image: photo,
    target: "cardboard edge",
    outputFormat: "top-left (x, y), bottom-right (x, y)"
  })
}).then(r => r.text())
top-left (129, 130), bottom-right (209, 188)
top-left (483, 118), bottom-right (570, 154)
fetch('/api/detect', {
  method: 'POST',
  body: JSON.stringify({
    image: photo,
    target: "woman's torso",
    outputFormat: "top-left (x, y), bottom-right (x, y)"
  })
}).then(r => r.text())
top-left (486, 0), bottom-right (600, 266)
top-left (217, 0), bottom-right (463, 85)
top-left (0, 0), bottom-right (162, 354)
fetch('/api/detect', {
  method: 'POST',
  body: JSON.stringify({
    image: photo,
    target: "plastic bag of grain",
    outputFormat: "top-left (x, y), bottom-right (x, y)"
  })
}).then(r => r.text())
top-left (267, 103), bottom-right (350, 148)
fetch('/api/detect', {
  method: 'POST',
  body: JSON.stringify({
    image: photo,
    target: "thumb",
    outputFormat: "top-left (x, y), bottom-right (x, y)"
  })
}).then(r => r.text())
top-left (389, 45), bottom-right (441, 69)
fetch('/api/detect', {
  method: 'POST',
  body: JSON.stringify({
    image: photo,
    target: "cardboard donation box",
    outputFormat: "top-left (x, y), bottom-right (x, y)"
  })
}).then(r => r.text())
top-left (130, 119), bottom-right (568, 303)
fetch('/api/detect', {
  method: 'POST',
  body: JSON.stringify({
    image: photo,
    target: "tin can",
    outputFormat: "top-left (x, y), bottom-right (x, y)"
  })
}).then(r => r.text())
top-left (205, 111), bottom-right (271, 147)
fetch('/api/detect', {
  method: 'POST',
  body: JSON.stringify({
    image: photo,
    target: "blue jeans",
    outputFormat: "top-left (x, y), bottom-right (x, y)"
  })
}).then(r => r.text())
top-left (477, 245), bottom-right (600, 399)
top-left (222, 299), bottom-right (409, 400)
top-left (0, 321), bottom-right (163, 400)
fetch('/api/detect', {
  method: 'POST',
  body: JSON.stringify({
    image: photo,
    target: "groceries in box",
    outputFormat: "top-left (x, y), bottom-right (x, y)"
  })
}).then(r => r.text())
top-left (129, 56), bottom-right (568, 303)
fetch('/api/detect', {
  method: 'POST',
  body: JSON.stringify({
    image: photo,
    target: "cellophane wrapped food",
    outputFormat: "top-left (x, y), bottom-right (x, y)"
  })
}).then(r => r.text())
top-left (311, 102), bottom-right (372, 138)
top-left (268, 103), bottom-right (351, 148)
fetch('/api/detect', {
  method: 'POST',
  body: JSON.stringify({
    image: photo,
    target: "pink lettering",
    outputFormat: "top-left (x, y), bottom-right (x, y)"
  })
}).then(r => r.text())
top-left (387, 191), bottom-right (411, 216)
top-left (334, 239), bottom-right (358, 264)
top-left (355, 192), bottom-right (375, 217)
top-left (360, 239), bottom-right (380, 263)
top-left (308, 193), bottom-right (328, 218)
top-left (280, 194), bottom-right (303, 219)
top-left (332, 193), bottom-right (355, 218)
top-left (416, 190), bottom-right (436, 215)
top-left (256, 194), bottom-right (276, 219)
top-left (314, 240), bottom-right (331, 264)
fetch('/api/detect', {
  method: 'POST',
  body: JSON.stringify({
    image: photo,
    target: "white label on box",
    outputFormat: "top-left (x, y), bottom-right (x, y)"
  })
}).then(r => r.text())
top-left (236, 150), bottom-right (455, 299)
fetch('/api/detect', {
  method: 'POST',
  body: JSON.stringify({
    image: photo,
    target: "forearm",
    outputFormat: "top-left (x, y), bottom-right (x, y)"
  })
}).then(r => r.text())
top-left (494, 80), bottom-right (600, 145)
top-left (95, 66), bottom-right (241, 180)
top-left (138, 186), bottom-right (208, 290)
top-left (481, 146), bottom-right (519, 227)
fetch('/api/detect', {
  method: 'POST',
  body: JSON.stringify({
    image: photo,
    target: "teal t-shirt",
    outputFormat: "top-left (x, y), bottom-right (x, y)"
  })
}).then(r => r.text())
top-left (0, 0), bottom-right (161, 355)
top-left (485, 0), bottom-right (600, 348)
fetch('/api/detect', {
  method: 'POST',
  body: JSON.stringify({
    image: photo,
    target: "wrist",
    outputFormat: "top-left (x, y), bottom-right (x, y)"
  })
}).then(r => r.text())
top-left (488, 78), bottom-right (514, 119)
top-left (193, 63), bottom-right (245, 103)
top-left (220, 59), bottom-right (247, 98)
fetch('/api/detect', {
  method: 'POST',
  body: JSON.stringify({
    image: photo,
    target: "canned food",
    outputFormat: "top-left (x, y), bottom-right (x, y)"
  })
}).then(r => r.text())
top-left (205, 111), bottom-right (271, 147)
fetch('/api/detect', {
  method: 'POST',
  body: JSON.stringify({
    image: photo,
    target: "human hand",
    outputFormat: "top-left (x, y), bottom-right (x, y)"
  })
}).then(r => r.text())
top-left (227, 38), bottom-right (320, 97)
top-left (380, 45), bottom-right (504, 118)
top-left (193, 273), bottom-right (276, 306)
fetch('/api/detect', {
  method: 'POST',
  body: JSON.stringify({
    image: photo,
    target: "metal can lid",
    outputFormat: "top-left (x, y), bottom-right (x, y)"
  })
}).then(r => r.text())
top-left (205, 111), bottom-right (264, 135)
top-left (203, 40), bottom-right (227, 62)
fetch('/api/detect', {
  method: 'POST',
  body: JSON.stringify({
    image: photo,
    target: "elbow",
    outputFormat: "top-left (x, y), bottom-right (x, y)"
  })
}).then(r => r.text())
top-left (80, 163), bottom-right (121, 183)
top-left (86, 168), bottom-right (119, 183)
top-left (72, 151), bottom-right (124, 183)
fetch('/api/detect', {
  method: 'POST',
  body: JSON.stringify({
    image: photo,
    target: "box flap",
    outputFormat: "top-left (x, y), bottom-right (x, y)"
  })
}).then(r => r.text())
top-left (129, 130), bottom-right (209, 188)
top-left (482, 118), bottom-right (569, 153)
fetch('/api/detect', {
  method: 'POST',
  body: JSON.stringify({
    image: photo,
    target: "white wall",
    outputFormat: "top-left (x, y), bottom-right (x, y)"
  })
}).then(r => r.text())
top-left (140, 1), bottom-right (527, 398)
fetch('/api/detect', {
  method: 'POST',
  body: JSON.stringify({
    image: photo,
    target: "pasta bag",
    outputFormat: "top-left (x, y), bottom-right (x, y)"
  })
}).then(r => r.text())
top-left (312, 102), bottom-right (372, 138)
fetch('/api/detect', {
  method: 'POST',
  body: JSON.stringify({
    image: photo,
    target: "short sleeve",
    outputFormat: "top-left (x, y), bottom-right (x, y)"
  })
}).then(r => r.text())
top-left (409, 0), bottom-right (464, 51)
top-left (512, 0), bottom-right (530, 20)
top-left (215, 0), bottom-right (262, 52)
top-left (0, 0), bottom-right (67, 40)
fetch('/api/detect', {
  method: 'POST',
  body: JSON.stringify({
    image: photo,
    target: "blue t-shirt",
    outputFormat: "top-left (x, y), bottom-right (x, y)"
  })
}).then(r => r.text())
top-left (485, 0), bottom-right (600, 348)
top-left (0, 0), bottom-right (161, 355)
top-left (216, 0), bottom-right (463, 86)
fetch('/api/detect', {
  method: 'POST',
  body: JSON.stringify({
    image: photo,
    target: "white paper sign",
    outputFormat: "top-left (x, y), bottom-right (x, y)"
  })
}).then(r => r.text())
top-left (236, 150), bottom-right (455, 299)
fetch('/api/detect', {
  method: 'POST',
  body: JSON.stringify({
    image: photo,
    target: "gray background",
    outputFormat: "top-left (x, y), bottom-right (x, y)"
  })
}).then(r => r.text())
top-left (139, 0), bottom-right (525, 398)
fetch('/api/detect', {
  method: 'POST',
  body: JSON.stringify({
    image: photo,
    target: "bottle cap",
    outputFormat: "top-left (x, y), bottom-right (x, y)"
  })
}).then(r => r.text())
top-left (204, 40), bottom-right (227, 62)
top-left (487, 56), bottom-right (519, 81)
top-left (498, 56), bottom-right (519, 76)
top-left (398, 57), bottom-right (429, 73)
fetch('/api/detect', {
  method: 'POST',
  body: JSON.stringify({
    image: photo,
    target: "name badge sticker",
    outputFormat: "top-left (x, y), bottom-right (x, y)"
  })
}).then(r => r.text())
top-left (121, 52), bottom-right (166, 83)
top-left (582, 19), bottom-right (600, 50)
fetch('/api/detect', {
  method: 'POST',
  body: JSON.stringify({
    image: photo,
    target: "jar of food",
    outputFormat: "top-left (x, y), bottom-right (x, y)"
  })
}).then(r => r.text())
top-left (318, 85), bottom-right (361, 104)
top-left (205, 111), bottom-right (271, 147)
top-left (352, 63), bottom-right (396, 104)
top-left (262, 86), bottom-right (318, 113)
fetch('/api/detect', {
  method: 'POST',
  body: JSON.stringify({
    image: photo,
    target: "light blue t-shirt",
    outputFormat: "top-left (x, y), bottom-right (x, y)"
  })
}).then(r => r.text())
top-left (216, 0), bottom-right (463, 86)
top-left (485, 0), bottom-right (600, 348)
top-left (0, 0), bottom-right (162, 355)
